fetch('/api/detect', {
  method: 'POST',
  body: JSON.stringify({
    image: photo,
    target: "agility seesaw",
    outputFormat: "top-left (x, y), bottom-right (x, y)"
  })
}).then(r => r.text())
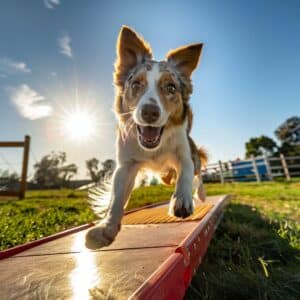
top-left (0, 195), bottom-right (229, 300)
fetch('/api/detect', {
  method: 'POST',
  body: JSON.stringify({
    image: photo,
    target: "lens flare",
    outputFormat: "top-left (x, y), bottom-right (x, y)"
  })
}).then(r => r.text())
top-left (62, 108), bottom-right (96, 141)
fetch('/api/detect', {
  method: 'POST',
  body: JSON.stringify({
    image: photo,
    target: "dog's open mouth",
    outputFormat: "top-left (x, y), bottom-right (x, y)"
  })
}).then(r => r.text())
top-left (137, 125), bottom-right (164, 149)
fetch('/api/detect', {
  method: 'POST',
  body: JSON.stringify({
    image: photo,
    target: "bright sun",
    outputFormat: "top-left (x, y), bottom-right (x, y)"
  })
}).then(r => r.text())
top-left (63, 108), bottom-right (96, 141)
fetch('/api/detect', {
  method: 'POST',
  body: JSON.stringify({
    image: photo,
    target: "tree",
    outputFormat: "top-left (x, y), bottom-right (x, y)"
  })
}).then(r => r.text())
top-left (275, 116), bottom-right (300, 145)
top-left (86, 158), bottom-right (116, 183)
top-left (101, 159), bottom-right (116, 179)
top-left (279, 142), bottom-right (300, 157)
top-left (86, 158), bottom-right (101, 182)
top-left (33, 152), bottom-right (77, 188)
top-left (245, 135), bottom-right (278, 158)
top-left (0, 169), bottom-right (19, 181)
top-left (0, 169), bottom-right (19, 190)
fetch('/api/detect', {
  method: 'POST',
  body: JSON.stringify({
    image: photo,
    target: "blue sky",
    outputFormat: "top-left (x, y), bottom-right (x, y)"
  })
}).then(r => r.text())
top-left (0, 0), bottom-right (299, 178)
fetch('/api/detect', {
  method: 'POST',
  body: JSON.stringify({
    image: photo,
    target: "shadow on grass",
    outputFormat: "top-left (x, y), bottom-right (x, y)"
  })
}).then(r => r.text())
top-left (185, 203), bottom-right (300, 300)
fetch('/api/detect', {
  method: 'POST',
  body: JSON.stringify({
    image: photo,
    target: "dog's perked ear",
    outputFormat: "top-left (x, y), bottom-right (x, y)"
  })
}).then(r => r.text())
top-left (114, 26), bottom-right (152, 88)
top-left (166, 43), bottom-right (203, 77)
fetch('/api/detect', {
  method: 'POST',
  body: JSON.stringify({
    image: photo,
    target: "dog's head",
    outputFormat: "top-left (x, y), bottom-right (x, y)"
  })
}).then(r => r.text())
top-left (114, 26), bottom-right (203, 150)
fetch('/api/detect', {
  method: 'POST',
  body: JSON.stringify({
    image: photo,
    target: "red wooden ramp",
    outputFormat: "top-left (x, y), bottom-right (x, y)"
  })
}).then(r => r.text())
top-left (0, 195), bottom-right (229, 300)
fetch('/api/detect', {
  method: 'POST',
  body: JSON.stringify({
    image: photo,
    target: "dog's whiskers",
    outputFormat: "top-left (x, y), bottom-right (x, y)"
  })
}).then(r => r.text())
top-left (126, 120), bottom-right (135, 135)
top-left (118, 111), bottom-right (133, 116)
top-left (120, 117), bottom-right (135, 142)
top-left (124, 119), bottom-right (134, 136)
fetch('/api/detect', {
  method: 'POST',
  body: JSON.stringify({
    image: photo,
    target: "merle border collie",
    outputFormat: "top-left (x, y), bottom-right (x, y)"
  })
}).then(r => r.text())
top-left (86, 26), bottom-right (207, 249)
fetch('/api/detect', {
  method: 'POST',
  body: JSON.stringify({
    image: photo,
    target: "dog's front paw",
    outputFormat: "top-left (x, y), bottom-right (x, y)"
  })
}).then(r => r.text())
top-left (168, 190), bottom-right (194, 218)
top-left (85, 221), bottom-right (120, 250)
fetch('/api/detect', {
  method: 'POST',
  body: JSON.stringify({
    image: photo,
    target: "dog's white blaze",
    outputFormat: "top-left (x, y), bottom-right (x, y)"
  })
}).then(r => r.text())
top-left (133, 63), bottom-right (169, 126)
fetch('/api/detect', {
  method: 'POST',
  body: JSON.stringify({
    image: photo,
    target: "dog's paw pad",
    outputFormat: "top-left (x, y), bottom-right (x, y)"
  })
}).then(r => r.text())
top-left (174, 206), bottom-right (192, 218)
top-left (168, 192), bottom-right (194, 219)
top-left (85, 222), bottom-right (119, 250)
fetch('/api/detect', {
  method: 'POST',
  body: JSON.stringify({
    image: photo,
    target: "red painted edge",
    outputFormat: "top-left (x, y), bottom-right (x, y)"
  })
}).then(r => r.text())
top-left (129, 253), bottom-right (186, 300)
top-left (177, 195), bottom-right (230, 252)
top-left (0, 223), bottom-right (94, 260)
top-left (130, 195), bottom-right (230, 300)
top-left (175, 195), bottom-right (230, 285)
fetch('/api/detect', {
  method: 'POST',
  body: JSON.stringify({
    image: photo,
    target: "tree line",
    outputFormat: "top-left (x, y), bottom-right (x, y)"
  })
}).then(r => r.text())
top-left (0, 152), bottom-right (116, 189)
top-left (30, 153), bottom-right (116, 189)
top-left (245, 116), bottom-right (300, 158)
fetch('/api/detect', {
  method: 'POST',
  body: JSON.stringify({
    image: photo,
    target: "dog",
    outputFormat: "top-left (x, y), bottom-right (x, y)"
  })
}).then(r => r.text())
top-left (85, 26), bottom-right (207, 249)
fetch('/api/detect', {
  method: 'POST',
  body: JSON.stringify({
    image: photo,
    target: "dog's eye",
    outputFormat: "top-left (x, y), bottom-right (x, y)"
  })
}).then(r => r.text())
top-left (166, 83), bottom-right (176, 94)
top-left (131, 81), bottom-right (141, 90)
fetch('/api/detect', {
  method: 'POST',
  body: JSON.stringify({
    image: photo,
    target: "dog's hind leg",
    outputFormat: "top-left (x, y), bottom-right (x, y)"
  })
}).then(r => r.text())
top-left (193, 174), bottom-right (206, 202)
top-left (188, 137), bottom-right (207, 202)
top-left (85, 162), bottom-right (140, 249)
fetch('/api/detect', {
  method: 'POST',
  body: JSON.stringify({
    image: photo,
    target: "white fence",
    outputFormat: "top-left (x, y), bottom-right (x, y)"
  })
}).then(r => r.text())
top-left (202, 154), bottom-right (300, 183)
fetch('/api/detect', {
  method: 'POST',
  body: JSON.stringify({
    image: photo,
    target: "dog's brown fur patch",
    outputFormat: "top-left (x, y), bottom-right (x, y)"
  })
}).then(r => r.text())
top-left (166, 44), bottom-right (203, 126)
top-left (166, 44), bottom-right (203, 77)
top-left (157, 72), bottom-right (184, 127)
top-left (114, 26), bottom-right (152, 125)
top-left (188, 137), bottom-right (208, 174)
top-left (125, 70), bottom-right (148, 106)
top-left (161, 140), bottom-right (208, 184)
top-left (114, 26), bottom-right (152, 90)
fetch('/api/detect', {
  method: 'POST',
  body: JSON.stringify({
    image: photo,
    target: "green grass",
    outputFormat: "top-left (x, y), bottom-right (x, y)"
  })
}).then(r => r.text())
top-left (0, 189), bottom-right (94, 249)
top-left (185, 181), bottom-right (300, 300)
top-left (0, 187), bottom-right (174, 250)
top-left (0, 181), bottom-right (299, 299)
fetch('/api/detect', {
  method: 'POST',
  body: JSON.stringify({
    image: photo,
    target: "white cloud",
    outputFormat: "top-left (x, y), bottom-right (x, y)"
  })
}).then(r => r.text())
top-left (44, 0), bottom-right (60, 9)
top-left (8, 84), bottom-right (53, 120)
top-left (0, 57), bottom-right (31, 74)
top-left (58, 34), bottom-right (73, 58)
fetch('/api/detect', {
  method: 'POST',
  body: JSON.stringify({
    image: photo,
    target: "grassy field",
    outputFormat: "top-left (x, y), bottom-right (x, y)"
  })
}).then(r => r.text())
top-left (185, 181), bottom-right (300, 300)
top-left (0, 181), bottom-right (299, 299)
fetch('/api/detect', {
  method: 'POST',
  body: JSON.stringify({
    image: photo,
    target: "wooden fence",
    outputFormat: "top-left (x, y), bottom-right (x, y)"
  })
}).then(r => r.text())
top-left (0, 135), bottom-right (30, 199)
top-left (202, 154), bottom-right (300, 183)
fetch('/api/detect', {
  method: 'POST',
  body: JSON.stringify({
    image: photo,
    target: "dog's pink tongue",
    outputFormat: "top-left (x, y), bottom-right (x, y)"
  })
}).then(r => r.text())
top-left (141, 126), bottom-right (160, 140)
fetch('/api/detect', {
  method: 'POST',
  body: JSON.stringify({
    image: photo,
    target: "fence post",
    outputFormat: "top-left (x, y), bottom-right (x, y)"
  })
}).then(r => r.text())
top-left (263, 153), bottom-right (273, 181)
top-left (251, 155), bottom-right (261, 182)
top-left (19, 135), bottom-right (30, 199)
top-left (280, 153), bottom-right (291, 181)
top-left (218, 160), bottom-right (224, 184)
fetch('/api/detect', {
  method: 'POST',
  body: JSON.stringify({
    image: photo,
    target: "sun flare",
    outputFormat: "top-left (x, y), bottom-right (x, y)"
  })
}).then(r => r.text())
top-left (62, 108), bottom-right (96, 141)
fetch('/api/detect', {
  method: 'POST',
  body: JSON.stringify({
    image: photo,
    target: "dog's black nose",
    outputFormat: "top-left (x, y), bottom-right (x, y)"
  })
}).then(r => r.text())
top-left (141, 104), bottom-right (160, 124)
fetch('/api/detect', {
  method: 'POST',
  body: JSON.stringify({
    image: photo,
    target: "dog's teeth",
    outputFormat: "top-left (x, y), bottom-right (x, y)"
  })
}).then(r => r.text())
top-left (137, 125), bottom-right (164, 149)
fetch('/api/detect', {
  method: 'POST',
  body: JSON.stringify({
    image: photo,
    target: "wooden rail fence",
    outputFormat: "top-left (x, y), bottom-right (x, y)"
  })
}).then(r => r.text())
top-left (202, 154), bottom-right (300, 183)
top-left (0, 135), bottom-right (30, 199)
